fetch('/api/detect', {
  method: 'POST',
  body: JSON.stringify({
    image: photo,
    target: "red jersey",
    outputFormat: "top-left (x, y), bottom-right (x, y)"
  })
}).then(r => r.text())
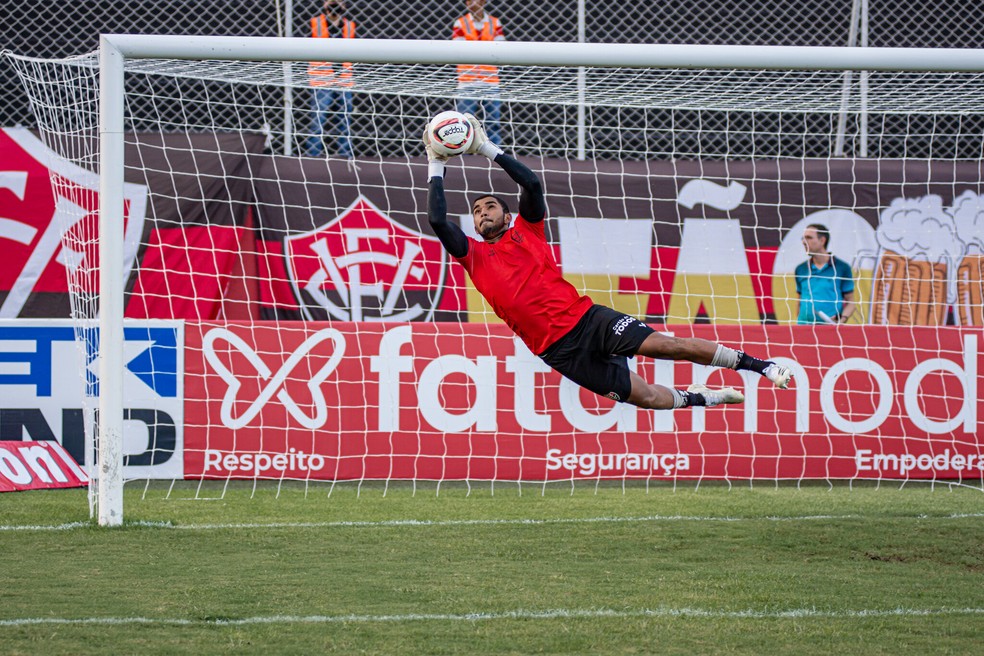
top-left (457, 216), bottom-right (593, 354)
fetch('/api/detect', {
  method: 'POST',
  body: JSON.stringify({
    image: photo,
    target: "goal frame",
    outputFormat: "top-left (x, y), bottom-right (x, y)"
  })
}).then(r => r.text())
top-left (97, 35), bottom-right (984, 525)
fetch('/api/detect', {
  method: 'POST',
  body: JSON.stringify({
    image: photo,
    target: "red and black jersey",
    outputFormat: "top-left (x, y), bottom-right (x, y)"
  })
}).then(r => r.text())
top-left (457, 216), bottom-right (593, 354)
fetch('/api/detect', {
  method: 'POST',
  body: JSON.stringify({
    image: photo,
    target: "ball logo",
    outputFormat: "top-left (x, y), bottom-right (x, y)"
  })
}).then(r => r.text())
top-left (284, 195), bottom-right (448, 321)
top-left (434, 118), bottom-right (471, 149)
top-left (438, 123), bottom-right (467, 139)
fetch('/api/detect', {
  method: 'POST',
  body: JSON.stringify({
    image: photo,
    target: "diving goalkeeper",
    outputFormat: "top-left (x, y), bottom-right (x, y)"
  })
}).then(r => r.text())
top-left (424, 115), bottom-right (792, 410)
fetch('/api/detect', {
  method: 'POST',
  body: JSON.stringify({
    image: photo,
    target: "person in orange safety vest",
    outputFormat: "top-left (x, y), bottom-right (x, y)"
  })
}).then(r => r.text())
top-left (452, 0), bottom-right (505, 145)
top-left (307, 0), bottom-right (356, 157)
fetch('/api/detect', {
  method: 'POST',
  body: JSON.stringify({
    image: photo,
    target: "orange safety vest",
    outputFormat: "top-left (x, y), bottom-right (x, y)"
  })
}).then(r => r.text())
top-left (456, 14), bottom-right (501, 85)
top-left (308, 16), bottom-right (356, 87)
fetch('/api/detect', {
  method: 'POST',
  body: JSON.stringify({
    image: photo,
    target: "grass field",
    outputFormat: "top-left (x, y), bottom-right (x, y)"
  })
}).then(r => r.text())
top-left (2, 481), bottom-right (984, 654)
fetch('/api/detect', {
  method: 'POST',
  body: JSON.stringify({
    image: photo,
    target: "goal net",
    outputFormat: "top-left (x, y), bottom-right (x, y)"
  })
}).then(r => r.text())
top-left (7, 38), bottom-right (983, 522)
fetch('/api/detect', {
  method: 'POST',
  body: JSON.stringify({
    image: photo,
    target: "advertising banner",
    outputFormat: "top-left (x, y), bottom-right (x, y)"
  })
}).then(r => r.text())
top-left (3, 130), bottom-right (981, 327)
top-left (253, 156), bottom-right (984, 327)
top-left (0, 439), bottom-right (88, 492)
top-left (0, 320), bottom-right (184, 479)
top-left (0, 128), bottom-right (262, 319)
top-left (186, 321), bottom-right (981, 482)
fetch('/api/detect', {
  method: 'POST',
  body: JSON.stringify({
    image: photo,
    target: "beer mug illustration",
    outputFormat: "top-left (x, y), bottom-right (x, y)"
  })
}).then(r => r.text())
top-left (870, 250), bottom-right (949, 325)
top-left (956, 252), bottom-right (984, 326)
top-left (871, 195), bottom-right (962, 326)
top-left (951, 190), bottom-right (984, 326)
top-left (852, 250), bottom-right (878, 324)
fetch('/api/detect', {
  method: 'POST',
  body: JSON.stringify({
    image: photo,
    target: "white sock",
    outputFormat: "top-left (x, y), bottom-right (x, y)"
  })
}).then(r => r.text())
top-left (710, 344), bottom-right (739, 369)
top-left (670, 388), bottom-right (687, 409)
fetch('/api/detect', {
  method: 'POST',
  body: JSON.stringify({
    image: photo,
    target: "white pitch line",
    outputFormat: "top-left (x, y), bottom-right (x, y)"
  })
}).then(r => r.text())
top-left (2, 513), bottom-right (984, 532)
top-left (2, 606), bottom-right (984, 628)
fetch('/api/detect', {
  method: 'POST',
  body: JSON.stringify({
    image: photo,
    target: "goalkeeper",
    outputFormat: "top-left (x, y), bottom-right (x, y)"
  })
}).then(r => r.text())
top-left (425, 115), bottom-right (792, 410)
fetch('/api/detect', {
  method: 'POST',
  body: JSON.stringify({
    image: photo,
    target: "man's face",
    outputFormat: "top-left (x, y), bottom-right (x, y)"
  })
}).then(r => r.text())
top-left (472, 196), bottom-right (509, 240)
top-left (324, 0), bottom-right (343, 15)
top-left (802, 228), bottom-right (826, 256)
top-left (466, 0), bottom-right (486, 15)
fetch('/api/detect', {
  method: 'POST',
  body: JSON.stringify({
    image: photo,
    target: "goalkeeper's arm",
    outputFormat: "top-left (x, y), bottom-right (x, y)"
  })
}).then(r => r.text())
top-left (427, 175), bottom-right (469, 258)
top-left (494, 153), bottom-right (546, 224)
top-left (423, 125), bottom-right (469, 258)
top-left (464, 114), bottom-right (546, 223)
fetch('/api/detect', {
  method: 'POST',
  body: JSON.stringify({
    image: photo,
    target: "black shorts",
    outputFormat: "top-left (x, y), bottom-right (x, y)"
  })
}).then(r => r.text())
top-left (539, 305), bottom-right (654, 402)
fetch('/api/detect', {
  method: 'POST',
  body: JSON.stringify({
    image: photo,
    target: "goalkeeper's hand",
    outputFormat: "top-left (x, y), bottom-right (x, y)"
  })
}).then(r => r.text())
top-left (422, 126), bottom-right (449, 163)
top-left (464, 113), bottom-right (489, 155)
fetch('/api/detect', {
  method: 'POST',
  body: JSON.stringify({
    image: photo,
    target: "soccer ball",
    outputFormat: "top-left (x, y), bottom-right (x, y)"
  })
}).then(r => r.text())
top-left (427, 111), bottom-right (474, 157)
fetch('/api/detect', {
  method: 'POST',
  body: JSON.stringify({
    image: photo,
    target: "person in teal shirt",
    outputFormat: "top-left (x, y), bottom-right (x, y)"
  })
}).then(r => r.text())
top-left (794, 224), bottom-right (857, 324)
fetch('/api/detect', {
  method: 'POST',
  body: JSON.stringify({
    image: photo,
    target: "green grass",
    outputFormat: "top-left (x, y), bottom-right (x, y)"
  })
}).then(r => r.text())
top-left (2, 481), bottom-right (983, 654)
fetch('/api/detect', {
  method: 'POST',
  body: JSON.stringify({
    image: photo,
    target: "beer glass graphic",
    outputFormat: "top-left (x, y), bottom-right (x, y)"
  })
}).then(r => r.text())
top-left (955, 251), bottom-right (984, 326)
top-left (870, 250), bottom-right (950, 325)
top-left (951, 190), bottom-right (984, 326)
top-left (870, 195), bottom-right (963, 326)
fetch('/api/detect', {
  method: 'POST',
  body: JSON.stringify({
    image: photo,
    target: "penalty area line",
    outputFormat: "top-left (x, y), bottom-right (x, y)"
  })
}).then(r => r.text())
top-left (3, 606), bottom-right (984, 627)
top-left (3, 512), bottom-right (984, 532)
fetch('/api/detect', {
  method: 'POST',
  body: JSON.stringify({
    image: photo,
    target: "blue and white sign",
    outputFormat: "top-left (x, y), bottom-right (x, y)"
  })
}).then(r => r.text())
top-left (0, 320), bottom-right (183, 479)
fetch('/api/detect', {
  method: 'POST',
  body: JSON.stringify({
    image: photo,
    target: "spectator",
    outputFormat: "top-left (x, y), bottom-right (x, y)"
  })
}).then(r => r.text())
top-left (452, 0), bottom-right (505, 145)
top-left (795, 223), bottom-right (857, 324)
top-left (307, 0), bottom-right (356, 158)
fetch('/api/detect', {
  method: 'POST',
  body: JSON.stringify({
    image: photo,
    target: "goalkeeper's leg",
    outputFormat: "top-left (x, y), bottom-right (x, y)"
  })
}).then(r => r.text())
top-left (636, 332), bottom-right (792, 389)
top-left (627, 372), bottom-right (744, 409)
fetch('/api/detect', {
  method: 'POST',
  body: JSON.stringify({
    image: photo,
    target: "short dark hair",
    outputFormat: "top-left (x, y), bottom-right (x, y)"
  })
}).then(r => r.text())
top-left (471, 194), bottom-right (511, 216)
top-left (806, 223), bottom-right (830, 249)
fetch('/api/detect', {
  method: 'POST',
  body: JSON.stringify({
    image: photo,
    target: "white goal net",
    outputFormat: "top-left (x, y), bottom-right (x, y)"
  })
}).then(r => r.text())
top-left (7, 38), bottom-right (984, 522)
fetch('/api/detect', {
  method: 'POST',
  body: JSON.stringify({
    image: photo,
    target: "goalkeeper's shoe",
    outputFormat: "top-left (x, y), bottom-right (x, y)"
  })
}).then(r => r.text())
top-left (763, 362), bottom-right (792, 389)
top-left (687, 384), bottom-right (745, 407)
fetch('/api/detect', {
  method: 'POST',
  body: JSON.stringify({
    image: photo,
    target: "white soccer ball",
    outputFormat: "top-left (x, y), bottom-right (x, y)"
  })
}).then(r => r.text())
top-left (427, 110), bottom-right (474, 157)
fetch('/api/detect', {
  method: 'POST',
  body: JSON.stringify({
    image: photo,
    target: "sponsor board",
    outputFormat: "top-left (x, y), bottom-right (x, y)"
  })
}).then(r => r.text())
top-left (185, 321), bottom-right (982, 481)
top-left (0, 320), bottom-right (184, 479)
top-left (0, 440), bottom-right (88, 492)
top-left (4, 138), bottom-right (981, 327)
top-left (0, 128), bottom-right (146, 318)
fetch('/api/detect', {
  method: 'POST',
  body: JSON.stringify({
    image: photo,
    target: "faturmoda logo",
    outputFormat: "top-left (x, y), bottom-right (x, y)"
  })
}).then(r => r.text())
top-left (284, 196), bottom-right (447, 321)
top-left (202, 327), bottom-right (345, 430)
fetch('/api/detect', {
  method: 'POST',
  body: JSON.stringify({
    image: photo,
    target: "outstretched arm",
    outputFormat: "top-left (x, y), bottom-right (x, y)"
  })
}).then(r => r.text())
top-left (424, 128), bottom-right (469, 258)
top-left (493, 153), bottom-right (546, 223)
top-left (465, 115), bottom-right (546, 223)
top-left (427, 174), bottom-right (469, 258)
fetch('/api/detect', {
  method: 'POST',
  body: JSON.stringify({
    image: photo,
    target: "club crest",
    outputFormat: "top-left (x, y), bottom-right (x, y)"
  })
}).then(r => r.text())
top-left (284, 195), bottom-right (448, 321)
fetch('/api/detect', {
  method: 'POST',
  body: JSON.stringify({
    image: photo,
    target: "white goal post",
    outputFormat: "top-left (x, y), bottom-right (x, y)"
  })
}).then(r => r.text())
top-left (88, 36), bottom-right (984, 525)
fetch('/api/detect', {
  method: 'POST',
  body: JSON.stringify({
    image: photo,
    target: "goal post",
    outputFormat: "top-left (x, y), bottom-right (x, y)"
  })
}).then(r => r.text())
top-left (100, 35), bottom-right (984, 70)
top-left (97, 37), bottom-right (126, 526)
top-left (19, 35), bottom-right (984, 525)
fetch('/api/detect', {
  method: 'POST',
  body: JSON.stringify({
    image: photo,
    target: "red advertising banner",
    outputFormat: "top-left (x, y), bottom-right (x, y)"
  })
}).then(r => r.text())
top-left (0, 440), bottom-right (88, 493)
top-left (184, 322), bottom-right (982, 482)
